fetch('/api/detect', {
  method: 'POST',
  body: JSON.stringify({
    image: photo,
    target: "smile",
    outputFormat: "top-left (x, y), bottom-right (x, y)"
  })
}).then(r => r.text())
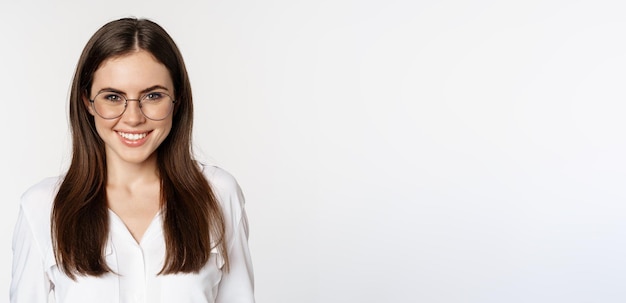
top-left (117, 131), bottom-right (149, 141)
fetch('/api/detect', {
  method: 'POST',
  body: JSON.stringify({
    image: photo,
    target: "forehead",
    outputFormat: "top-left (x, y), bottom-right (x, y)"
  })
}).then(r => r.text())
top-left (92, 50), bottom-right (173, 93)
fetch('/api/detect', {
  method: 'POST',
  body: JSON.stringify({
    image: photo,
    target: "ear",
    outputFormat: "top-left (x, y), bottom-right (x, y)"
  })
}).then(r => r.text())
top-left (82, 92), bottom-right (95, 116)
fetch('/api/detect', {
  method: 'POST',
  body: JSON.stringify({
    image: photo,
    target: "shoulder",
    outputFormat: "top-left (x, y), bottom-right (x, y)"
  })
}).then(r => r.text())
top-left (199, 164), bottom-right (246, 219)
top-left (200, 164), bottom-right (243, 201)
top-left (20, 176), bottom-right (62, 220)
top-left (16, 176), bottom-right (62, 255)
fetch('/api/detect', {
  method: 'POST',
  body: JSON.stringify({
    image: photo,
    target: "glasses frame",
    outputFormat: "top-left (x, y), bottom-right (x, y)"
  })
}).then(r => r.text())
top-left (88, 91), bottom-right (177, 121)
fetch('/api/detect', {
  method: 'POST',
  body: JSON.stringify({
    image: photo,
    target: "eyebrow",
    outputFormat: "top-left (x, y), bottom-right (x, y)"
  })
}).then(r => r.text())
top-left (96, 85), bottom-right (170, 95)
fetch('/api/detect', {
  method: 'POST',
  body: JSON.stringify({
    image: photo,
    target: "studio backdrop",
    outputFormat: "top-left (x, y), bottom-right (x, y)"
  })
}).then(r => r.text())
top-left (2, 1), bottom-right (626, 302)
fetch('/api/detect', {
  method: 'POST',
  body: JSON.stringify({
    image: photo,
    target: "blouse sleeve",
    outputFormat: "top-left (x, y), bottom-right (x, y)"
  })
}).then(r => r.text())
top-left (214, 173), bottom-right (255, 303)
top-left (10, 206), bottom-right (52, 303)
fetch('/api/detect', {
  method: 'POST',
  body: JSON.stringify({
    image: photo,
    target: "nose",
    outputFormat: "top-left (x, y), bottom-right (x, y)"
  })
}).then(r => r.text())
top-left (121, 99), bottom-right (145, 125)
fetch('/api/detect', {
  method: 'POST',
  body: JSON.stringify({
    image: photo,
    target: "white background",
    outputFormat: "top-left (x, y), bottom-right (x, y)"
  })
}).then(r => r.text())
top-left (2, 0), bottom-right (626, 302)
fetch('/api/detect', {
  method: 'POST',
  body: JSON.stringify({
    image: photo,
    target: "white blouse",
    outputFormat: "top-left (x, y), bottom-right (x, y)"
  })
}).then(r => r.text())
top-left (10, 165), bottom-right (255, 303)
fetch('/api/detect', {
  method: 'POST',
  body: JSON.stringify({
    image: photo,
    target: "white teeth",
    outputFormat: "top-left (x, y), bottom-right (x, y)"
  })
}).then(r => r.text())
top-left (118, 131), bottom-right (147, 141)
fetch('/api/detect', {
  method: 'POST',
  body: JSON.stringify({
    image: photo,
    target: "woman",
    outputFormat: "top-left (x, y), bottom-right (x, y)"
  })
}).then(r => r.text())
top-left (10, 18), bottom-right (255, 303)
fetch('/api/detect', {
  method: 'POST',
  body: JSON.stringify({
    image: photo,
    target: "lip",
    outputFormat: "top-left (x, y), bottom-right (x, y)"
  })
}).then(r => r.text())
top-left (116, 130), bottom-right (152, 147)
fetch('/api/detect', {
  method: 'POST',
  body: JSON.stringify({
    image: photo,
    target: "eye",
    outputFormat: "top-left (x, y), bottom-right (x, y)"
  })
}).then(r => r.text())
top-left (144, 92), bottom-right (164, 100)
top-left (99, 93), bottom-right (124, 103)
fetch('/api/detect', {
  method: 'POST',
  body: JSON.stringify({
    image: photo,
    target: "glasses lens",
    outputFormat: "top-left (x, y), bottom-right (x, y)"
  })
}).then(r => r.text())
top-left (92, 91), bottom-right (174, 120)
top-left (93, 92), bottom-right (126, 119)
top-left (140, 92), bottom-right (174, 120)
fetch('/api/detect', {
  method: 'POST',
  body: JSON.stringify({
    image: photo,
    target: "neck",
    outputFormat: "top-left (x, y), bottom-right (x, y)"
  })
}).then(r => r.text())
top-left (106, 153), bottom-right (160, 188)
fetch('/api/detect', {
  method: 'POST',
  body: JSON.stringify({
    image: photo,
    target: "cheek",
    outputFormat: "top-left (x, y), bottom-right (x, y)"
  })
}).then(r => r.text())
top-left (92, 118), bottom-right (115, 137)
top-left (161, 119), bottom-right (174, 136)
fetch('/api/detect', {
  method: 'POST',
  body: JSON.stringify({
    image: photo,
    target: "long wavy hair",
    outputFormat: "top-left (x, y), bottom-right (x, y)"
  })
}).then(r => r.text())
top-left (51, 18), bottom-right (228, 279)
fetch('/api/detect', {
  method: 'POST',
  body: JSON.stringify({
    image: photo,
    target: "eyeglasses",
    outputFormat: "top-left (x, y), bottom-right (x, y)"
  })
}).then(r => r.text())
top-left (89, 91), bottom-right (176, 121)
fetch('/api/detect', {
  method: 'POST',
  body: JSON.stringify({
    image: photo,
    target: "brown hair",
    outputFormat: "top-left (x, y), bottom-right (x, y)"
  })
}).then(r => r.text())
top-left (52, 17), bottom-right (228, 279)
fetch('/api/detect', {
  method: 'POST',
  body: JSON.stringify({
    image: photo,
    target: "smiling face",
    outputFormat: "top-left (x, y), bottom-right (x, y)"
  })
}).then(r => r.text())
top-left (85, 50), bottom-right (174, 168)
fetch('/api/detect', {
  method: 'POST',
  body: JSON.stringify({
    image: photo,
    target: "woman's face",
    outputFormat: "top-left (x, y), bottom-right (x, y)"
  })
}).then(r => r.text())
top-left (86, 50), bottom-right (174, 168)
